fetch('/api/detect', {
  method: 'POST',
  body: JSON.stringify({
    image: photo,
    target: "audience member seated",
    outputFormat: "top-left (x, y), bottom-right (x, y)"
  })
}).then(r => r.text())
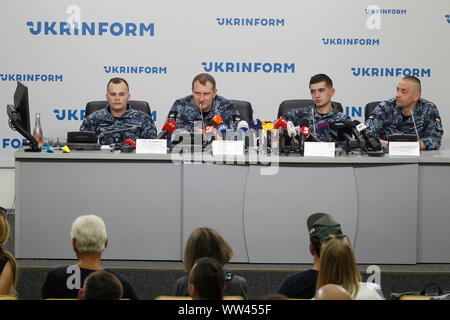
top-left (278, 212), bottom-right (343, 299)
top-left (188, 257), bottom-right (225, 300)
top-left (316, 235), bottom-right (385, 300)
top-left (173, 227), bottom-right (248, 299)
top-left (261, 293), bottom-right (289, 300)
top-left (0, 207), bottom-right (17, 296)
top-left (77, 270), bottom-right (123, 300)
top-left (314, 284), bottom-right (352, 300)
top-left (41, 215), bottom-right (138, 300)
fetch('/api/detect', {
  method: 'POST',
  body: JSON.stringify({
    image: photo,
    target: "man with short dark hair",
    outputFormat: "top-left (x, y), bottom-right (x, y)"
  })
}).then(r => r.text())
top-left (278, 213), bottom-right (343, 299)
top-left (165, 73), bottom-right (241, 132)
top-left (365, 76), bottom-right (443, 150)
top-left (188, 257), bottom-right (226, 300)
top-left (283, 74), bottom-right (351, 141)
top-left (78, 270), bottom-right (123, 300)
top-left (80, 77), bottom-right (157, 145)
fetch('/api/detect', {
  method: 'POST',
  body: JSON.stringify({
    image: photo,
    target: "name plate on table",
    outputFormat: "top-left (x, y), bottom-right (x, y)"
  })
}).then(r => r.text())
top-left (304, 142), bottom-right (335, 157)
top-left (136, 139), bottom-right (167, 154)
top-left (212, 141), bottom-right (244, 156)
top-left (389, 141), bottom-right (420, 156)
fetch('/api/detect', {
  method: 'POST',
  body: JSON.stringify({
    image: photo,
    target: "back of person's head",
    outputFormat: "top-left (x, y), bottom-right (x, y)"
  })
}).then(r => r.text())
top-left (184, 227), bottom-right (233, 272)
top-left (307, 212), bottom-right (342, 257)
top-left (315, 284), bottom-right (352, 300)
top-left (79, 271), bottom-right (123, 300)
top-left (188, 257), bottom-right (225, 300)
top-left (0, 207), bottom-right (17, 287)
top-left (262, 293), bottom-right (289, 300)
top-left (71, 215), bottom-right (107, 254)
top-left (309, 74), bottom-right (333, 88)
top-left (316, 235), bottom-right (361, 298)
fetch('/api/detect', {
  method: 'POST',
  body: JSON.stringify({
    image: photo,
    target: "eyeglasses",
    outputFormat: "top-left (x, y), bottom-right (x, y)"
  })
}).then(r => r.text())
top-left (320, 234), bottom-right (348, 244)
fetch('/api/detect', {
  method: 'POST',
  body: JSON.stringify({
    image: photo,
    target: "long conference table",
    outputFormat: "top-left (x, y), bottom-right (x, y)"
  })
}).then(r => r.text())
top-left (14, 147), bottom-right (450, 264)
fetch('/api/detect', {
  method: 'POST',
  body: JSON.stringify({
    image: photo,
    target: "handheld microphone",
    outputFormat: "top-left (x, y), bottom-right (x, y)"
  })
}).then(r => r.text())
top-left (317, 120), bottom-right (333, 142)
top-left (218, 123), bottom-right (228, 140)
top-left (354, 120), bottom-right (382, 151)
top-left (274, 118), bottom-right (288, 154)
top-left (249, 119), bottom-right (262, 149)
top-left (286, 121), bottom-right (296, 138)
top-left (157, 119), bottom-right (177, 139)
top-left (211, 114), bottom-right (223, 127)
top-left (345, 119), bottom-right (366, 148)
top-left (237, 120), bottom-right (249, 148)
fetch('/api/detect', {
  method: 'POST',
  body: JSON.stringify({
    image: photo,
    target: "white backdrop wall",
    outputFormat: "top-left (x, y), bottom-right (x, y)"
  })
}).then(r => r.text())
top-left (1, 0), bottom-right (449, 204)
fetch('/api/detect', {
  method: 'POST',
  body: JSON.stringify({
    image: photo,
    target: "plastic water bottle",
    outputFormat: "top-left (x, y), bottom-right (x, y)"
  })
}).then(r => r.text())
top-left (33, 112), bottom-right (43, 147)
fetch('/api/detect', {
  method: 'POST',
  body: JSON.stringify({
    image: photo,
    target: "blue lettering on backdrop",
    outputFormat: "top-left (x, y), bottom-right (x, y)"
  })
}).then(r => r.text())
top-left (26, 21), bottom-right (155, 36)
top-left (53, 109), bottom-right (157, 122)
top-left (351, 67), bottom-right (431, 77)
top-left (103, 66), bottom-right (167, 74)
top-left (216, 18), bottom-right (285, 27)
top-left (446, 14), bottom-right (450, 23)
top-left (202, 62), bottom-right (295, 73)
top-left (2, 138), bottom-right (28, 149)
top-left (322, 38), bottom-right (380, 46)
top-left (364, 9), bottom-right (407, 15)
top-left (345, 106), bottom-right (363, 118)
top-left (0, 74), bottom-right (63, 82)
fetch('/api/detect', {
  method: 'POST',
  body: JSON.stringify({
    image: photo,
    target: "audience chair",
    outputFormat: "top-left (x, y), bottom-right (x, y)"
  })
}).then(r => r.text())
top-left (277, 99), bottom-right (343, 119)
top-left (155, 295), bottom-right (244, 300)
top-left (85, 100), bottom-right (151, 117)
top-left (364, 101), bottom-right (382, 121)
top-left (230, 100), bottom-right (253, 125)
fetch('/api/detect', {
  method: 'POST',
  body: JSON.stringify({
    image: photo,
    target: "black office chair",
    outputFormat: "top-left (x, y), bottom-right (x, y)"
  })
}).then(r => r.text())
top-left (85, 100), bottom-right (151, 117)
top-left (277, 99), bottom-right (343, 119)
top-left (230, 99), bottom-right (253, 124)
top-left (365, 101), bottom-right (382, 121)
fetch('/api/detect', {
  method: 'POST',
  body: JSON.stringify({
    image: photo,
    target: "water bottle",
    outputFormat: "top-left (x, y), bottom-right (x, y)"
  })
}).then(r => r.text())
top-left (33, 113), bottom-right (43, 147)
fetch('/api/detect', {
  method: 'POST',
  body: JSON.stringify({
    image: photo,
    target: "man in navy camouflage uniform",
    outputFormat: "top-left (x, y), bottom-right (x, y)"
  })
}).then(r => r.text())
top-left (282, 74), bottom-right (351, 141)
top-left (165, 73), bottom-right (241, 132)
top-left (80, 78), bottom-right (157, 145)
top-left (365, 76), bottom-right (443, 150)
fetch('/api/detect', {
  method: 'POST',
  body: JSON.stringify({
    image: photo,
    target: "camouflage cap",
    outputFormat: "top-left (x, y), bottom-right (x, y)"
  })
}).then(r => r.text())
top-left (307, 213), bottom-right (342, 251)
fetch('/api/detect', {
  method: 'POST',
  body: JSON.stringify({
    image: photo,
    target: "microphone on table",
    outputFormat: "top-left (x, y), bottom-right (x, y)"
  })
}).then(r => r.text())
top-left (157, 119), bottom-right (177, 139)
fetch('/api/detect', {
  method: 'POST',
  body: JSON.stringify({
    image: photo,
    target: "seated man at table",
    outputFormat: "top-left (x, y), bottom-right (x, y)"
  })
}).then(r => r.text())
top-left (365, 76), bottom-right (443, 150)
top-left (165, 73), bottom-right (241, 133)
top-left (80, 77), bottom-right (157, 145)
top-left (283, 73), bottom-right (352, 141)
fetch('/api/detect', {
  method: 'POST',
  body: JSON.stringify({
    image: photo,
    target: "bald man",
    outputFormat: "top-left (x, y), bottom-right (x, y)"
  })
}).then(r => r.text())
top-left (365, 76), bottom-right (443, 150)
top-left (314, 284), bottom-right (352, 300)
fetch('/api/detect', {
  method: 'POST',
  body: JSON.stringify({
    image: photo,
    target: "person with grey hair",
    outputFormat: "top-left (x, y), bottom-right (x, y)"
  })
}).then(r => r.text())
top-left (41, 215), bottom-right (137, 299)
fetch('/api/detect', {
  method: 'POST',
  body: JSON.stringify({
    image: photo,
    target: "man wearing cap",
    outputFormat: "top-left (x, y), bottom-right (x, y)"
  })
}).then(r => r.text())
top-left (278, 213), bottom-right (343, 299)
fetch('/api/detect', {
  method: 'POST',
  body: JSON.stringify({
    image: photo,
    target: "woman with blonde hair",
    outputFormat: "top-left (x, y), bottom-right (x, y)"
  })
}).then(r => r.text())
top-left (316, 235), bottom-right (384, 300)
top-left (173, 227), bottom-right (248, 299)
top-left (0, 207), bottom-right (18, 295)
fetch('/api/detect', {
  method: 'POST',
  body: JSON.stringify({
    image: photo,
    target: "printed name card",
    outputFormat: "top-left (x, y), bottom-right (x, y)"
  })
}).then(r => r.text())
top-left (136, 139), bottom-right (167, 154)
top-left (212, 141), bottom-right (244, 156)
top-left (304, 142), bottom-right (335, 157)
top-left (389, 141), bottom-right (420, 156)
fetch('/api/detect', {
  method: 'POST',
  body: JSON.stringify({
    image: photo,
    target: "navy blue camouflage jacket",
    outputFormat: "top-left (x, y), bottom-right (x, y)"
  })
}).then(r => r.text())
top-left (365, 98), bottom-right (443, 150)
top-left (283, 105), bottom-right (352, 142)
top-left (80, 105), bottom-right (157, 145)
top-left (165, 95), bottom-right (241, 132)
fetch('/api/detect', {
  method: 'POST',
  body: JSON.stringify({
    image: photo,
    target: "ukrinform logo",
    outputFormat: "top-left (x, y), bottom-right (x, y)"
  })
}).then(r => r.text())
top-left (446, 14), bottom-right (450, 23)
top-left (364, 8), bottom-right (407, 15)
top-left (103, 66), bottom-right (167, 74)
top-left (216, 18), bottom-right (285, 27)
top-left (0, 73), bottom-right (63, 82)
top-left (202, 62), bottom-right (295, 73)
top-left (26, 21), bottom-right (155, 36)
top-left (322, 38), bottom-right (380, 46)
top-left (351, 67), bottom-right (431, 78)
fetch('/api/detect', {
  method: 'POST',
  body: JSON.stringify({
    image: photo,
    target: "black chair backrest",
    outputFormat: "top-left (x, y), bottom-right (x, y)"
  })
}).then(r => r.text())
top-left (85, 100), bottom-right (151, 117)
top-left (365, 101), bottom-right (382, 121)
top-left (277, 99), bottom-right (343, 119)
top-left (230, 99), bottom-right (253, 125)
